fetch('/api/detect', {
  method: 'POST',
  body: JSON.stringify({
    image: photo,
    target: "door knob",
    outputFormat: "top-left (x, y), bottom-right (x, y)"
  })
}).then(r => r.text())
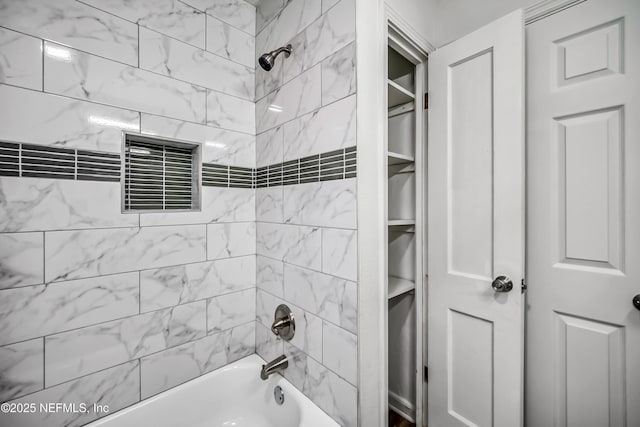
top-left (633, 294), bottom-right (640, 311)
top-left (492, 276), bottom-right (513, 293)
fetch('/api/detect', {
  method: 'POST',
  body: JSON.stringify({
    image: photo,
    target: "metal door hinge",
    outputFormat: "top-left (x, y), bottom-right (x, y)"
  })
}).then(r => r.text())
top-left (424, 366), bottom-right (428, 382)
top-left (424, 93), bottom-right (428, 110)
top-left (521, 278), bottom-right (527, 293)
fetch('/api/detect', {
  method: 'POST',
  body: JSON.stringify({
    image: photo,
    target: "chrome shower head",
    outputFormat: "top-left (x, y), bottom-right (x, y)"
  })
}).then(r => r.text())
top-left (258, 44), bottom-right (292, 71)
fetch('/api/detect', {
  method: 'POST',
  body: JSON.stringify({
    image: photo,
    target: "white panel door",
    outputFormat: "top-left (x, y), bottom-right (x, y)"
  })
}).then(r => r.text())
top-left (527, 0), bottom-right (640, 426)
top-left (428, 10), bottom-right (525, 427)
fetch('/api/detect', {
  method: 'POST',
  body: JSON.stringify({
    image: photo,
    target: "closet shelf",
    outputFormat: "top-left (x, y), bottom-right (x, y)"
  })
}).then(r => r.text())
top-left (388, 79), bottom-right (415, 108)
top-left (388, 276), bottom-right (416, 299)
top-left (388, 219), bottom-right (416, 226)
top-left (388, 101), bottom-right (414, 118)
top-left (388, 151), bottom-right (415, 165)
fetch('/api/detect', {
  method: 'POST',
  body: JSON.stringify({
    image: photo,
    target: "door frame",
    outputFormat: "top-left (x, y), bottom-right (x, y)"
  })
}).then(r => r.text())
top-left (356, 1), bottom-right (589, 426)
top-left (357, 1), bottom-right (432, 426)
top-left (387, 22), bottom-right (429, 426)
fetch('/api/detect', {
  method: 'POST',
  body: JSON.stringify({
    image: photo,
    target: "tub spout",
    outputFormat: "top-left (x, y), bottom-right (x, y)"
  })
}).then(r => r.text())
top-left (260, 355), bottom-right (288, 380)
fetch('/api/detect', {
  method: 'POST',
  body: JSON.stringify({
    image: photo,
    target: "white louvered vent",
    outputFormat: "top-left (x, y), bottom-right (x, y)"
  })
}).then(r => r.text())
top-left (123, 133), bottom-right (201, 212)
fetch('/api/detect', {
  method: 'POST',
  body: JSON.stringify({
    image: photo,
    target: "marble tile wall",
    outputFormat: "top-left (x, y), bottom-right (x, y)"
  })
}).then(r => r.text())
top-left (0, 0), bottom-right (258, 426)
top-left (254, 0), bottom-right (358, 425)
top-left (0, 0), bottom-right (360, 425)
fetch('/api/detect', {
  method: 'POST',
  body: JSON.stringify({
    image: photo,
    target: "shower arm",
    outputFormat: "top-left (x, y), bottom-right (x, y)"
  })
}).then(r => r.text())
top-left (272, 45), bottom-right (292, 58)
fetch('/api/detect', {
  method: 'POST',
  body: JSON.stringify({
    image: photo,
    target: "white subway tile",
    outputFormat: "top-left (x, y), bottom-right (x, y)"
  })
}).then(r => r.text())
top-left (256, 187), bottom-right (284, 223)
top-left (0, 85), bottom-right (139, 154)
top-left (283, 94), bottom-right (356, 160)
top-left (207, 222), bottom-right (256, 259)
top-left (0, 0), bottom-right (138, 66)
top-left (206, 90), bottom-right (255, 134)
top-left (45, 225), bottom-right (206, 282)
top-left (206, 16), bottom-right (255, 68)
top-left (256, 126), bottom-right (284, 167)
top-left (45, 301), bottom-right (206, 386)
top-left (256, 321), bottom-right (283, 361)
top-left (256, 222), bottom-right (322, 270)
top-left (0, 272), bottom-right (139, 346)
top-left (256, 0), bottom-right (320, 58)
top-left (82, 0), bottom-right (206, 49)
top-left (283, 263), bottom-right (357, 333)
top-left (322, 228), bottom-right (357, 281)
top-left (183, 0), bottom-right (256, 36)
top-left (256, 65), bottom-right (321, 133)
top-left (321, 42), bottom-right (356, 105)
top-left (322, 321), bottom-right (357, 385)
top-left (0, 28), bottom-right (42, 90)
top-left (0, 361), bottom-right (139, 427)
top-left (0, 178), bottom-right (139, 233)
top-left (207, 288), bottom-right (255, 333)
top-left (140, 255), bottom-right (255, 312)
top-left (0, 339), bottom-right (43, 401)
top-left (139, 187), bottom-right (255, 227)
top-left (0, 232), bottom-right (43, 289)
top-left (257, 255), bottom-right (284, 297)
top-left (140, 113), bottom-right (255, 168)
top-left (44, 43), bottom-right (207, 124)
top-left (140, 322), bottom-right (254, 398)
top-left (140, 28), bottom-right (254, 101)
top-left (283, 179), bottom-right (357, 229)
top-left (283, 0), bottom-right (355, 83)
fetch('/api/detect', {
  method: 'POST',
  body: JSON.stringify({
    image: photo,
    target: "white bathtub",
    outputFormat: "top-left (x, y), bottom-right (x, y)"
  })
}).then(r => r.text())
top-left (88, 354), bottom-right (339, 427)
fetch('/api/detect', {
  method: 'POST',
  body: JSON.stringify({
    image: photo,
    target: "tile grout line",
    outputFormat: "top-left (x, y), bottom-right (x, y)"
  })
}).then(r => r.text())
top-left (138, 356), bottom-right (142, 401)
top-left (75, 0), bottom-right (255, 50)
top-left (2, 73), bottom-right (354, 143)
top-left (40, 39), bottom-right (44, 93)
top-left (41, 231), bottom-right (45, 286)
top-left (256, 91), bottom-right (356, 137)
top-left (0, 220), bottom-right (256, 236)
top-left (0, 81), bottom-right (255, 137)
top-left (42, 336), bottom-right (45, 390)
top-left (0, 252), bottom-right (257, 292)
top-left (38, 319), bottom-right (257, 398)
top-left (176, 0), bottom-right (257, 38)
top-left (138, 270), bottom-right (141, 314)
top-left (1, 23), bottom-right (257, 101)
top-left (0, 286), bottom-right (257, 350)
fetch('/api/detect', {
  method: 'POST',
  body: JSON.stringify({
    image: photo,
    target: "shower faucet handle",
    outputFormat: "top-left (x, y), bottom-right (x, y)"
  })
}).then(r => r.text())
top-left (271, 304), bottom-right (295, 341)
top-left (271, 318), bottom-right (290, 333)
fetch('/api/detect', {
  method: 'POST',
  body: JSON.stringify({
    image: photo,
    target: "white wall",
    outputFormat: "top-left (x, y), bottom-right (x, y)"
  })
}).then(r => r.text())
top-left (431, 0), bottom-right (540, 46)
top-left (385, 0), bottom-right (438, 45)
top-left (386, 0), bottom-right (542, 47)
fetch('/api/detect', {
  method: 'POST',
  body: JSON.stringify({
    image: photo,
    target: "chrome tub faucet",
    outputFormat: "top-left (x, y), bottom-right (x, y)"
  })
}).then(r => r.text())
top-left (260, 355), bottom-right (288, 380)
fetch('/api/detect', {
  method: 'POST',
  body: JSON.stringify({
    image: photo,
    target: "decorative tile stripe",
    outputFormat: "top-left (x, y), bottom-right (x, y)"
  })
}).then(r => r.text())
top-left (229, 166), bottom-right (254, 189)
top-left (0, 141), bottom-right (120, 182)
top-left (252, 146), bottom-right (357, 189)
top-left (0, 141), bottom-right (357, 188)
top-left (202, 163), bottom-right (229, 187)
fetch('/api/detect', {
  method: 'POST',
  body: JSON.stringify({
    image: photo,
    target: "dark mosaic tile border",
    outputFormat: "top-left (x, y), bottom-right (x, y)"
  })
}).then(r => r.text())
top-left (254, 146), bottom-right (356, 189)
top-left (0, 141), bottom-right (357, 188)
top-left (202, 164), bottom-right (255, 189)
top-left (0, 141), bottom-right (120, 182)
